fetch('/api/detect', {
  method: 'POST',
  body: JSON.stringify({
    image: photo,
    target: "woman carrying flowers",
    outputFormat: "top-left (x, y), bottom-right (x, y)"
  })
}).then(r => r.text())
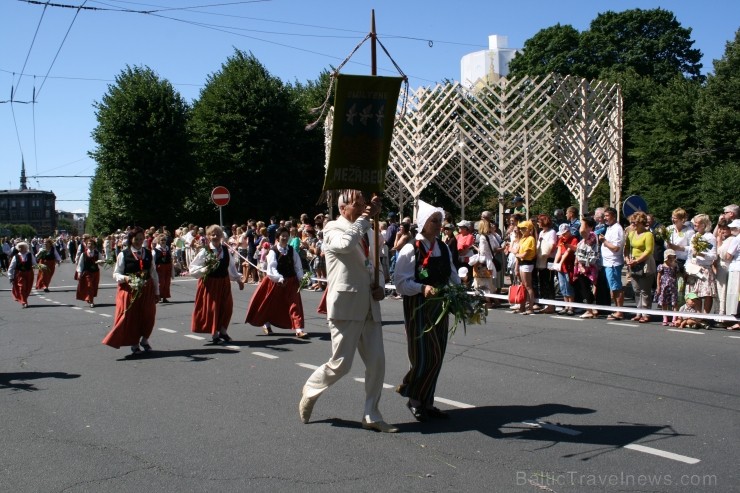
top-left (76, 237), bottom-right (103, 307)
top-left (190, 224), bottom-right (245, 343)
top-left (34, 238), bottom-right (61, 292)
top-left (394, 200), bottom-right (461, 422)
top-left (102, 227), bottom-right (159, 355)
top-left (8, 241), bottom-right (36, 308)
top-left (665, 208), bottom-right (695, 273)
top-left (685, 214), bottom-right (717, 314)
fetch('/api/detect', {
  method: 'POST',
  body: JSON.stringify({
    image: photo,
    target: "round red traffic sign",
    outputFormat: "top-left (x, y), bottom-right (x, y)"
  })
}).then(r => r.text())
top-left (211, 186), bottom-right (230, 207)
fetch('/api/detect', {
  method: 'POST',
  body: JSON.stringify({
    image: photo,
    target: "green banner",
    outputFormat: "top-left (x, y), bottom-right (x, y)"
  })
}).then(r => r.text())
top-left (323, 74), bottom-right (403, 193)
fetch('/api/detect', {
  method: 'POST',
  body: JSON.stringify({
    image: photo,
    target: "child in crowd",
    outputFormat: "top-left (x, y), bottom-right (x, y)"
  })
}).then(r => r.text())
top-left (654, 249), bottom-right (679, 326)
top-left (258, 241), bottom-right (270, 281)
top-left (674, 292), bottom-right (706, 329)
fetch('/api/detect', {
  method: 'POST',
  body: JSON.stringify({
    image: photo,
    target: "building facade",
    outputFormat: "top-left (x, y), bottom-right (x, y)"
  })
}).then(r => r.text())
top-left (0, 162), bottom-right (57, 235)
top-left (460, 35), bottom-right (519, 89)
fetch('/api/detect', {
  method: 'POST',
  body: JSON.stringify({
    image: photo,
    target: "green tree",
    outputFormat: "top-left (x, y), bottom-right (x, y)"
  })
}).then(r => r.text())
top-left (187, 51), bottom-right (325, 224)
top-left (88, 65), bottom-right (192, 235)
top-left (694, 29), bottom-right (740, 215)
top-left (508, 24), bottom-right (584, 77)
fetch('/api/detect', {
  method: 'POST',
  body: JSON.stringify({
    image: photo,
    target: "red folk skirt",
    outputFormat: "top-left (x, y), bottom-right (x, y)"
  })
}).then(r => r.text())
top-left (12, 270), bottom-right (34, 304)
top-left (156, 262), bottom-right (172, 299)
top-left (76, 270), bottom-right (100, 303)
top-left (102, 279), bottom-right (157, 348)
top-left (191, 276), bottom-right (233, 336)
top-left (35, 259), bottom-right (56, 290)
top-left (245, 276), bottom-right (305, 330)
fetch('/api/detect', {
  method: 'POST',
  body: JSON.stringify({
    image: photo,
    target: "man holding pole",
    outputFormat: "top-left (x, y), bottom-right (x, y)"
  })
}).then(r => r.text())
top-left (299, 190), bottom-right (398, 433)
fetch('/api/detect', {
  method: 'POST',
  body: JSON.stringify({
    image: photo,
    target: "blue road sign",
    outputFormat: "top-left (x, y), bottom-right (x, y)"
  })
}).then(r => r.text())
top-left (622, 195), bottom-right (648, 218)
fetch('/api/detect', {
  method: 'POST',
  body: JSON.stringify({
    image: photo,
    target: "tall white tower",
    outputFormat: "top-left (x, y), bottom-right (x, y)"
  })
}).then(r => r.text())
top-left (460, 35), bottom-right (519, 88)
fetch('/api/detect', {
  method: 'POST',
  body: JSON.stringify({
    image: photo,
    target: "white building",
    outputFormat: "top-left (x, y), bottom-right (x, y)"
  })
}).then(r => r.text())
top-left (460, 35), bottom-right (519, 89)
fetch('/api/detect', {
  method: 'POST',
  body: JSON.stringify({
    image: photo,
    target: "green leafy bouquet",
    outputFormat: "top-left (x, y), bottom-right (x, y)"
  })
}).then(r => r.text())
top-left (417, 283), bottom-right (487, 337)
top-left (691, 235), bottom-right (711, 256)
top-left (125, 273), bottom-right (147, 312)
top-left (297, 272), bottom-right (312, 293)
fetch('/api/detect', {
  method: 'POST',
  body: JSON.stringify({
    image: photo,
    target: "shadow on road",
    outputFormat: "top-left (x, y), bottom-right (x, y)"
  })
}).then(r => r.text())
top-left (118, 347), bottom-right (239, 362)
top-left (0, 371), bottom-right (81, 391)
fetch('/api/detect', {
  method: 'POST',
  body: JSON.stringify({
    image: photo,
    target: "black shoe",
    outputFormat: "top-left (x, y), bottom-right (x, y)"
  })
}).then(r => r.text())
top-left (220, 332), bottom-right (232, 342)
top-left (425, 406), bottom-right (450, 420)
top-left (130, 346), bottom-right (142, 355)
top-left (161, 298), bottom-right (169, 303)
top-left (43, 288), bottom-right (50, 292)
top-left (140, 342), bottom-right (153, 352)
top-left (211, 335), bottom-right (223, 344)
top-left (406, 401), bottom-right (428, 422)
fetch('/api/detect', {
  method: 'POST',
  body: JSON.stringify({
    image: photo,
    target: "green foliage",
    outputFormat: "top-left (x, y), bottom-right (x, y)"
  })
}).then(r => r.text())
top-left (0, 223), bottom-right (37, 239)
top-left (88, 65), bottom-right (193, 235)
top-left (508, 24), bottom-right (584, 77)
top-left (529, 182), bottom-right (576, 217)
top-left (57, 218), bottom-right (75, 236)
top-left (187, 50), bottom-right (325, 224)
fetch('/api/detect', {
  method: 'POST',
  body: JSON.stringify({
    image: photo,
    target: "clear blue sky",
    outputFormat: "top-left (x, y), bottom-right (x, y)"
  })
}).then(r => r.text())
top-left (2, 0), bottom-right (738, 214)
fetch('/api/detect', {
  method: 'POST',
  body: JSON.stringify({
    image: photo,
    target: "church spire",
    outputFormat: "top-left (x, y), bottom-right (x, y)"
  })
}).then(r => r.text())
top-left (20, 157), bottom-right (28, 190)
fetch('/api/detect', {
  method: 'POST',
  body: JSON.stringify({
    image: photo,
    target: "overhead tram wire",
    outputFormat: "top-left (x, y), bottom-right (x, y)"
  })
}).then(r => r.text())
top-left (13, 0), bottom-right (49, 97)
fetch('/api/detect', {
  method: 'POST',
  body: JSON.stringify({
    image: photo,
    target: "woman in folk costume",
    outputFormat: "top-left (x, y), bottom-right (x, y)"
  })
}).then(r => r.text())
top-left (102, 227), bottom-right (159, 355)
top-left (76, 237), bottom-right (103, 307)
top-left (394, 200), bottom-right (461, 422)
top-left (8, 241), bottom-right (36, 308)
top-left (35, 238), bottom-right (61, 292)
top-left (245, 226), bottom-right (308, 338)
top-left (189, 225), bottom-right (244, 343)
top-left (153, 233), bottom-right (174, 303)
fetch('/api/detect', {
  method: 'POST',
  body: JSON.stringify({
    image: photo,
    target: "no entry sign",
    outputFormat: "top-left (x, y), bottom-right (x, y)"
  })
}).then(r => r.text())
top-left (211, 186), bottom-right (230, 207)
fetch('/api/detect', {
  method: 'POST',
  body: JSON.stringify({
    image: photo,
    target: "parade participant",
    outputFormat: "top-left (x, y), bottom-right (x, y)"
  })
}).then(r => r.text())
top-left (76, 237), bottom-right (103, 307)
top-left (102, 227), bottom-right (159, 355)
top-left (394, 200), bottom-right (461, 422)
top-left (189, 225), bottom-right (244, 343)
top-left (299, 191), bottom-right (397, 433)
top-left (245, 227), bottom-right (308, 338)
top-left (8, 241), bottom-right (36, 308)
top-left (35, 238), bottom-right (62, 292)
top-left (153, 234), bottom-right (173, 303)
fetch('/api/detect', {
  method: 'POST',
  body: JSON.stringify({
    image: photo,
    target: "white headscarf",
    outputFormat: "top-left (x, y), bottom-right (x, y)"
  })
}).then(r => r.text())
top-left (416, 199), bottom-right (445, 234)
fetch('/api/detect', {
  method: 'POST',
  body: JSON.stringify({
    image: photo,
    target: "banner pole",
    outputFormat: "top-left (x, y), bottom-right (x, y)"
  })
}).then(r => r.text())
top-left (370, 10), bottom-right (381, 289)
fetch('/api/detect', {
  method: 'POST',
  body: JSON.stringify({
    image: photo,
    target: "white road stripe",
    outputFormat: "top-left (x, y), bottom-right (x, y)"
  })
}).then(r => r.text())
top-left (551, 315), bottom-right (583, 321)
top-left (353, 377), bottom-right (394, 389)
top-left (184, 334), bottom-right (205, 340)
top-left (84, 310), bottom-right (96, 314)
top-left (158, 328), bottom-right (177, 333)
top-left (53, 301), bottom-right (61, 304)
top-left (71, 307), bottom-right (82, 310)
top-left (522, 421), bottom-right (582, 436)
top-left (252, 352), bottom-right (278, 360)
top-left (624, 444), bottom-right (700, 464)
top-left (297, 363), bottom-right (319, 370)
top-left (607, 322), bottom-right (638, 327)
top-left (728, 336), bottom-right (740, 339)
top-left (99, 313), bottom-right (111, 318)
top-left (667, 328), bottom-right (704, 335)
top-left (434, 397), bottom-right (475, 409)
top-left (225, 345), bottom-right (240, 350)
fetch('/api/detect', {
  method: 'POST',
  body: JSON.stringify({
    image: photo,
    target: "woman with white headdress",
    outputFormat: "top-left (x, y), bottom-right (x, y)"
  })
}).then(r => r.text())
top-left (8, 241), bottom-right (37, 308)
top-left (394, 200), bottom-right (461, 422)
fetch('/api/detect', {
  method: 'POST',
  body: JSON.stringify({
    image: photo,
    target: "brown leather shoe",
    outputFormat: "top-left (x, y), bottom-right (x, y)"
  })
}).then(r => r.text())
top-left (361, 418), bottom-right (399, 433)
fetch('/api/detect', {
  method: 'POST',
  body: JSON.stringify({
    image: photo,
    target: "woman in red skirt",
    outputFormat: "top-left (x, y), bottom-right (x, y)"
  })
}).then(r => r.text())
top-left (245, 227), bottom-right (308, 338)
top-left (189, 225), bottom-right (244, 343)
top-left (153, 234), bottom-right (173, 303)
top-left (76, 237), bottom-right (103, 307)
top-left (8, 241), bottom-right (36, 308)
top-left (102, 227), bottom-right (159, 355)
top-left (35, 238), bottom-right (61, 292)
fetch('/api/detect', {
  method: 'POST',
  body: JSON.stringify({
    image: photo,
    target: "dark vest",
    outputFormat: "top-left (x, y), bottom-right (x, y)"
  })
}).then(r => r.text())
top-left (414, 238), bottom-right (452, 288)
top-left (208, 248), bottom-right (230, 279)
top-left (154, 247), bottom-right (172, 265)
top-left (273, 246), bottom-right (296, 278)
top-left (83, 251), bottom-right (100, 272)
top-left (122, 248), bottom-right (152, 277)
top-left (15, 252), bottom-right (33, 272)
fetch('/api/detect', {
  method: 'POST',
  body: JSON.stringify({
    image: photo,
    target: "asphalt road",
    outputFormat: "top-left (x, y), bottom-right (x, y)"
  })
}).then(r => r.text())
top-left (1, 262), bottom-right (738, 492)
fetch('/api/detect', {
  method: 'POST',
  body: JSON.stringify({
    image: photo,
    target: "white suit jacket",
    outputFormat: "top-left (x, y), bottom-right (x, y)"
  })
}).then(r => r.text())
top-left (323, 215), bottom-right (384, 322)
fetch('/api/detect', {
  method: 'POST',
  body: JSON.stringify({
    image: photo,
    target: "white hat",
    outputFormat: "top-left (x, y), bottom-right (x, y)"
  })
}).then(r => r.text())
top-left (416, 199), bottom-right (445, 233)
top-left (729, 219), bottom-right (740, 229)
top-left (457, 220), bottom-right (471, 229)
top-left (556, 223), bottom-right (570, 236)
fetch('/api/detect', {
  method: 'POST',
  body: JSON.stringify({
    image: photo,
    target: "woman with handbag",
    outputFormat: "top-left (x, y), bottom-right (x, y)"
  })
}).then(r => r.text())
top-left (573, 217), bottom-right (600, 319)
top-left (625, 212), bottom-right (656, 323)
top-left (472, 215), bottom-right (501, 308)
top-left (515, 220), bottom-right (537, 315)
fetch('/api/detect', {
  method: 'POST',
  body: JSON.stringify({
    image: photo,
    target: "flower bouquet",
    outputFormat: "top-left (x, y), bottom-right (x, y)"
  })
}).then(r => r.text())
top-left (417, 283), bottom-right (487, 337)
top-left (125, 273), bottom-right (147, 312)
top-left (100, 258), bottom-right (116, 270)
top-left (201, 249), bottom-right (221, 280)
top-left (653, 224), bottom-right (669, 242)
top-left (691, 235), bottom-right (711, 256)
top-left (297, 272), bottom-right (312, 293)
top-left (33, 263), bottom-right (49, 272)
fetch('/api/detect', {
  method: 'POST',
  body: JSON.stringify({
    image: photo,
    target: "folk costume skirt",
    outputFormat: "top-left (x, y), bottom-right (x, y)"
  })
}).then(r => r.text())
top-left (35, 258), bottom-right (56, 290)
top-left (102, 280), bottom-right (156, 348)
top-left (156, 262), bottom-right (172, 299)
top-left (245, 276), bottom-right (304, 330)
top-left (12, 270), bottom-right (34, 304)
top-left (76, 271), bottom-right (100, 302)
top-left (191, 276), bottom-right (233, 335)
top-left (397, 293), bottom-right (449, 405)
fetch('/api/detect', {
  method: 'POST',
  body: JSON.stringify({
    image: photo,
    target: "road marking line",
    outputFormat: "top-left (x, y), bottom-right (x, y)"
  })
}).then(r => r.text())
top-left (184, 334), bottom-right (205, 340)
top-left (728, 336), bottom-right (740, 339)
top-left (607, 322), bottom-right (638, 327)
top-left (522, 421), bottom-right (581, 435)
top-left (225, 345), bottom-right (240, 350)
top-left (623, 444), bottom-right (700, 464)
top-left (252, 352), bottom-right (278, 359)
top-left (158, 328), bottom-right (177, 333)
top-left (667, 329), bottom-right (704, 335)
top-left (71, 307), bottom-right (82, 310)
top-left (297, 363), bottom-right (319, 370)
top-left (84, 310), bottom-right (96, 314)
top-left (53, 301), bottom-right (61, 304)
top-left (551, 315), bottom-right (584, 321)
top-left (99, 314), bottom-right (111, 318)
top-left (353, 377), bottom-right (394, 389)
top-left (434, 397), bottom-right (475, 409)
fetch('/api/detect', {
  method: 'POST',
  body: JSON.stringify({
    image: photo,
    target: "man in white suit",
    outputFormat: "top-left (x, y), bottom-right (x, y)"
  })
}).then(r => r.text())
top-left (299, 190), bottom-right (398, 433)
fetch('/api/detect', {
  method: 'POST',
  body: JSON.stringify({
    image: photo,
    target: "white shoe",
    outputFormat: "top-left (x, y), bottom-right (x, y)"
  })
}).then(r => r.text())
top-left (299, 392), bottom-right (318, 424)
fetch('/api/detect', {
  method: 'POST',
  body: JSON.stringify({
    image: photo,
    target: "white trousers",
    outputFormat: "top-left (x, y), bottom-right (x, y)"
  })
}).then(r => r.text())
top-left (303, 313), bottom-right (386, 422)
